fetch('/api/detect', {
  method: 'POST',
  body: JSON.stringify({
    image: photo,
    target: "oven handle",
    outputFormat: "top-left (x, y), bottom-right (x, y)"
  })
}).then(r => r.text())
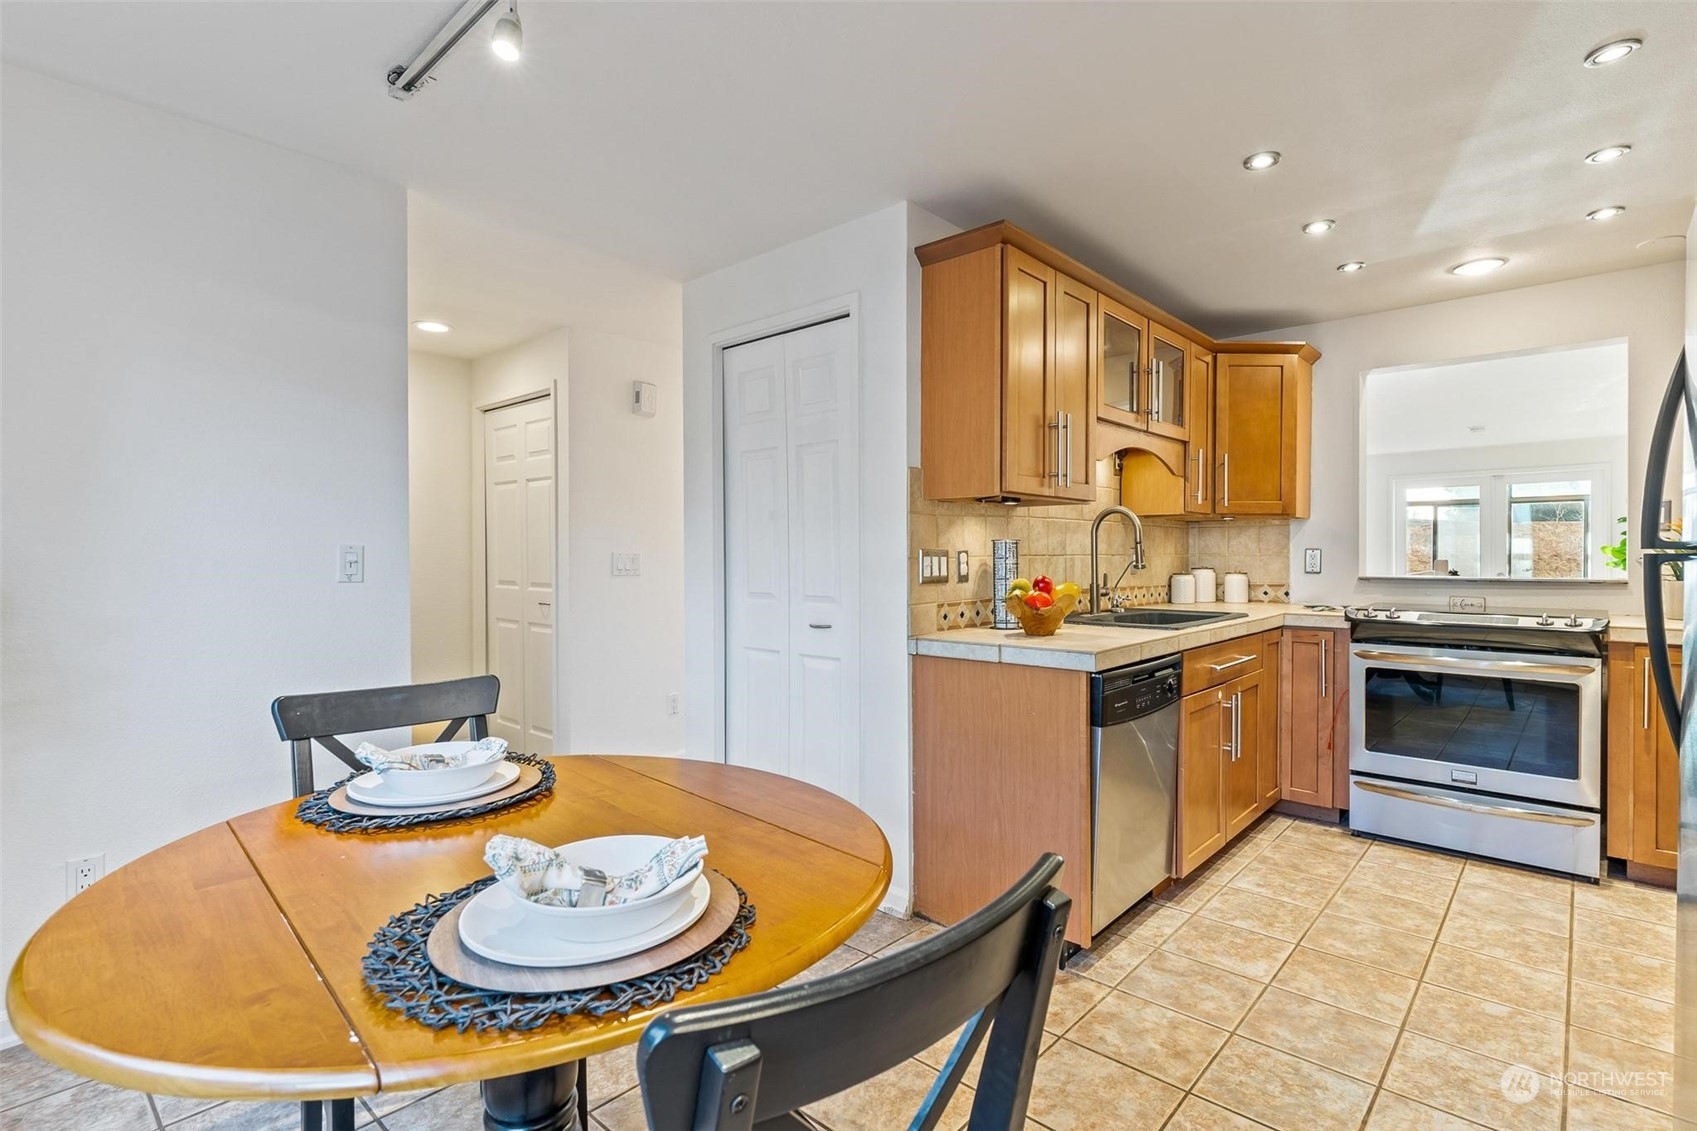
top-left (1351, 650), bottom-right (1597, 680)
top-left (1353, 780), bottom-right (1596, 828)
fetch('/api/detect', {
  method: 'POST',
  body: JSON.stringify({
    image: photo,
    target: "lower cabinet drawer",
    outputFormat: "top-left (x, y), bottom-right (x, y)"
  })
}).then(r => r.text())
top-left (1183, 634), bottom-right (1265, 694)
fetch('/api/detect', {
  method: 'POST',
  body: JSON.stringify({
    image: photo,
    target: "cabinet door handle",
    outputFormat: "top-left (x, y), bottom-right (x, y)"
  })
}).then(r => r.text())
top-left (1221, 452), bottom-right (1230, 509)
top-left (1153, 360), bottom-right (1163, 422)
top-left (1048, 412), bottom-right (1063, 482)
top-left (1062, 412), bottom-right (1073, 487)
top-left (1206, 654), bottom-right (1256, 672)
top-left (1193, 447), bottom-right (1205, 504)
top-left (1221, 694), bottom-right (1235, 760)
top-left (1643, 658), bottom-right (1650, 730)
top-left (1320, 636), bottom-right (1328, 699)
top-left (1234, 691), bottom-right (1243, 761)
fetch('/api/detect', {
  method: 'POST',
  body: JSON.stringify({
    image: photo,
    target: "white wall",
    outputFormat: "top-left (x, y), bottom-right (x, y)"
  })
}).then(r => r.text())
top-left (682, 202), bottom-right (958, 914)
top-left (1252, 262), bottom-right (1685, 615)
top-left (472, 325), bottom-right (685, 756)
top-left (1, 68), bottom-right (410, 1041)
top-left (409, 351), bottom-right (474, 684)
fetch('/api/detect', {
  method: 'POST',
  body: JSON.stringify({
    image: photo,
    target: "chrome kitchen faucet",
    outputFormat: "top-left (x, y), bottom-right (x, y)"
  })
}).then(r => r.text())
top-left (1090, 505), bottom-right (1147, 613)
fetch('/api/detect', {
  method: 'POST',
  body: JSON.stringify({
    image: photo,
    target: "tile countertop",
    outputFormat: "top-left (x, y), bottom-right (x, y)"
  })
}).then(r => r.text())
top-left (909, 603), bottom-right (1686, 671)
top-left (908, 602), bottom-right (1344, 673)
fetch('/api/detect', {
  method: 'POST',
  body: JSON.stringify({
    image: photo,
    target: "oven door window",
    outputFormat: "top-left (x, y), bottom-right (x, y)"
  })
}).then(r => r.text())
top-left (1361, 665), bottom-right (1580, 780)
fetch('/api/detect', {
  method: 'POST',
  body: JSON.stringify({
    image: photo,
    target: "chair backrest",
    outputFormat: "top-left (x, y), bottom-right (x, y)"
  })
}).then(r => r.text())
top-left (270, 674), bottom-right (501, 795)
top-left (637, 854), bottom-right (1070, 1131)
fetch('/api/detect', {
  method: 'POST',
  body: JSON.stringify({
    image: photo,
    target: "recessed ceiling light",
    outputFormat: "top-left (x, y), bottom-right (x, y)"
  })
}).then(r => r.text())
top-left (413, 320), bottom-right (452, 333)
top-left (1586, 206), bottom-right (1627, 221)
top-left (1450, 258), bottom-right (1508, 276)
top-left (1242, 151), bottom-right (1281, 171)
top-left (1583, 38), bottom-right (1642, 67)
top-left (1302, 219), bottom-right (1337, 236)
top-left (1336, 261), bottom-right (1366, 273)
top-left (1585, 145), bottom-right (1632, 164)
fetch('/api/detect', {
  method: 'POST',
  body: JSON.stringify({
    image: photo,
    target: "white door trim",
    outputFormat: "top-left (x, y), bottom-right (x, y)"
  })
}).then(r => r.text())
top-left (470, 385), bottom-right (564, 749)
top-left (704, 293), bottom-right (862, 765)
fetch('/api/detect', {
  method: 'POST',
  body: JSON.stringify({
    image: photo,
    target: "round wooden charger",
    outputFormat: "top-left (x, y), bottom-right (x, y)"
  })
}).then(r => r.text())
top-left (327, 762), bottom-right (543, 817)
top-left (426, 871), bottom-right (740, 993)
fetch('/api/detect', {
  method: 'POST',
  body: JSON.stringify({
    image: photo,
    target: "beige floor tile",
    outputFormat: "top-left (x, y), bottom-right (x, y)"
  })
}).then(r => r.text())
top-left (1159, 916), bottom-right (1296, 980)
top-left (804, 1057), bottom-right (975, 1131)
top-left (1347, 859), bottom-right (1461, 905)
top-left (1302, 911), bottom-right (1434, 977)
top-left (1563, 1086), bottom-right (1675, 1130)
top-left (1566, 1029), bottom-right (1675, 1116)
top-left (1571, 943), bottom-right (1675, 1003)
top-left (1382, 1033), bottom-right (1562, 1131)
top-left (1326, 881), bottom-right (1448, 939)
top-left (1365, 1091), bottom-right (1490, 1130)
top-left (1572, 881), bottom-right (1675, 927)
top-left (151, 1094), bottom-right (225, 1124)
top-left (1113, 901), bottom-right (1191, 946)
top-left (914, 1026), bottom-right (1057, 1092)
top-left (1192, 1036), bottom-right (1374, 1131)
top-left (1403, 984), bottom-right (1564, 1074)
top-left (1065, 931), bottom-right (1151, 986)
top-left (1573, 909), bottom-right (1676, 961)
top-left (1024, 1040), bottom-right (1183, 1131)
top-left (1195, 886), bottom-right (1321, 942)
top-left (1271, 946), bottom-right (1418, 1024)
top-left (1272, 820), bottom-right (1366, 859)
top-left (1459, 861), bottom-right (1573, 907)
top-left (1420, 944), bottom-right (1567, 1020)
top-left (877, 921), bottom-right (944, 956)
top-left (1570, 981), bottom-right (1675, 1054)
top-left (1252, 842), bottom-right (1360, 882)
top-left (1042, 971), bottom-right (1112, 1035)
top-left (1235, 986), bottom-right (1399, 1082)
top-left (0, 1081), bottom-right (158, 1131)
top-left (587, 1044), bottom-right (639, 1107)
top-left (1164, 1095), bottom-right (1274, 1130)
top-left (1152, 877), bottom-right (1228, 911)
top-left (844, 911), bottom-right (918, 953)
top-left (1361, 841), bottom-right (1465, 879)
top-left (1066, 989), bottom-right (1229, 1088)
top-left (1117, 948), bottom-right (1264, 1029)
top-left (1437, 911), bottom-right (1569, 974)
top-left (382, 1085), bottom-right (484, 1130)
top-left (1225, 858), bottom-right (1338, 909)
top-left (0, 1046), bottom-right (87, 1113)
top-left (783, 943), bottom-right (864, 986)
top-left (1446, 884), bottom-right (1570, 938)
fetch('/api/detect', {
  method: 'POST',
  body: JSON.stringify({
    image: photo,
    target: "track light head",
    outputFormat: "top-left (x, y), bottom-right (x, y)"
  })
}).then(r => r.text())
top-left (491, 2), bottom-right (522, 62)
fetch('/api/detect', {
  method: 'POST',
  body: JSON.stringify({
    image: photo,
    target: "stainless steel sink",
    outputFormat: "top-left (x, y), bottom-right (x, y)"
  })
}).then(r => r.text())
top-left (1068, 609), bottom-right (1250, 630)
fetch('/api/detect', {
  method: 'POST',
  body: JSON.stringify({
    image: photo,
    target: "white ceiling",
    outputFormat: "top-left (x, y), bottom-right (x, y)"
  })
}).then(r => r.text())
top-left (4, 2), bottom-right (1694, 340)
top-left (1362, 340), bottom-right (1629, 455)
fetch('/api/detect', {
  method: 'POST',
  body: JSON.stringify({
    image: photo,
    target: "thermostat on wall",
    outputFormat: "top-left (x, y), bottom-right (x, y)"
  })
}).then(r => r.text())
top-left (633, 381), bottom-right (658, 417)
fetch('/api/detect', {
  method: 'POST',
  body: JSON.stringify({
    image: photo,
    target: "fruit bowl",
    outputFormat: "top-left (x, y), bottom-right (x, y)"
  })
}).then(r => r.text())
top-left (1004, 590), bottom-right (1080, 636)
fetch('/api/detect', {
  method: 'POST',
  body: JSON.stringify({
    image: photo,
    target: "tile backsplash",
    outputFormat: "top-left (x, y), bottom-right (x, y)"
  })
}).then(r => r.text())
top-left (908, 466), bottom-right (1295, 634)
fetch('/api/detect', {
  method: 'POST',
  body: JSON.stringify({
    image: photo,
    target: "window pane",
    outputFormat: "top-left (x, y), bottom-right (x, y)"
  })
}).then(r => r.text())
top-left (1407, 485), bottom-right (1481, 503)
top-left (1509, 499), bottom-right (1589, 578)
top-left (1511, 479), bottom-right (1591, 499)
top-left (1407, 501), bottom-right (1479, 575)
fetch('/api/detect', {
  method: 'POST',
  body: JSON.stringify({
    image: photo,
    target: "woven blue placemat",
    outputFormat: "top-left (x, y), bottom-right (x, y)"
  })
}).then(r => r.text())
top-left (295, 753), bottom-right (556, 834)
top-left (363, 875), bottom-right (755, 1032)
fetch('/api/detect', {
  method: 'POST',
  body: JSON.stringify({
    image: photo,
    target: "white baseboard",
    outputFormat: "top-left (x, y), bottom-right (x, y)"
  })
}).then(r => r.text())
top-left (880, 884), bottom-right (913, 918)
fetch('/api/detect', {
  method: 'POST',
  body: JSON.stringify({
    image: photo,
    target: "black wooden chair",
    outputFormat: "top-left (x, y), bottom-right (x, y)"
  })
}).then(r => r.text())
top-left (270, 674), bottom-right (501, 795)
top-left (636, 853), bottom-right (1070, 1131)
top-left (271, 673), bottom-right (567, 1131)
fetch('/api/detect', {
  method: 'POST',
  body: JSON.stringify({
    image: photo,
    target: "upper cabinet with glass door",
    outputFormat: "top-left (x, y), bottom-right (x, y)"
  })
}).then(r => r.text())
top-left (1097, 295), bottom-right (1148, 431)
top-left (1146, 324), bottom-right (1190, 442)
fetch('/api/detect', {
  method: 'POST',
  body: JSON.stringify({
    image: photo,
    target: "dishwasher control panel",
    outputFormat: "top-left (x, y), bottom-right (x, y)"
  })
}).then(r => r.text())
top-left (1091, 657), bottom-right (1183, 727)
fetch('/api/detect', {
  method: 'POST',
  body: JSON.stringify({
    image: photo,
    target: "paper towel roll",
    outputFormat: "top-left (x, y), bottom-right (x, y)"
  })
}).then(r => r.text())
top-left (1170, 573), bottom-right (1197, 604)
top-left (1192, 568), bottom-right (1217, 603)
top-left (1223, 572), bottom-right (1250, 603)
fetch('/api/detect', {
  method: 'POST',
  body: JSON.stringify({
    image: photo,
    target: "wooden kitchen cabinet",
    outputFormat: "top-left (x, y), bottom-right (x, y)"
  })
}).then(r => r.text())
top-left (1185, 351), bottom-right (1214, 515)
top-left (1178, 685), bottom-right (1230, 876)
top-left (1214, 351), bottom-right (1313, 518)
top-left (1606, 640), bottom-right (1682, 879)
top-left (1176, 630), bottom-right (1280, 876)
top-left (1258, 630), bottom-right (1282, 806)
top-left (1224, 670), bottom-right (1267, 838)
top-left (1097, 293), bottom-right (1149, 432)
top-left (1280, 627), bottom-right (1346, 808)
top-left (918, 241), bottom-right (1093, 503)
top-left (1146, 322), bottom-right (1191, 443)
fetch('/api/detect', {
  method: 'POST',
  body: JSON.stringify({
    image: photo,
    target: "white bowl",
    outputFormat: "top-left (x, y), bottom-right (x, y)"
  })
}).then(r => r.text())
top-left (501, 834), bottom-right (705, 943)
top-left (374, 742), bottom-right (503, 797)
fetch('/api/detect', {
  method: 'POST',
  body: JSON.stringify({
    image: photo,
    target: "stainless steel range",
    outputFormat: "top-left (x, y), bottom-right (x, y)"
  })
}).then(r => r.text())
top-left (1344, 605), bottom-right (1608, 878)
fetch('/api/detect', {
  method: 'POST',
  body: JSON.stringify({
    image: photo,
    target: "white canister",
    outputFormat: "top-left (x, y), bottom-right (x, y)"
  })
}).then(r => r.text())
top-left (1192, 568), bottom-right (1217, 603)
top-left (1169, 573), bottom-right (1197, 604)
top-left (1223, 572), bottom-right (1251, 603)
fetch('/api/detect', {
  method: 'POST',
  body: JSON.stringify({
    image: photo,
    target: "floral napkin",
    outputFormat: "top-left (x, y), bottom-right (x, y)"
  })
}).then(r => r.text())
top-left (355, 737), bottom-right (508, 773)
top-left (484, 834), bottom-right (709, 908)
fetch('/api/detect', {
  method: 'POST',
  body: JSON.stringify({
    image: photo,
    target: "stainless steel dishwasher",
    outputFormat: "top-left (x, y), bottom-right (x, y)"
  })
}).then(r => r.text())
top-left (1090, 654), bottom-right (1181, 935)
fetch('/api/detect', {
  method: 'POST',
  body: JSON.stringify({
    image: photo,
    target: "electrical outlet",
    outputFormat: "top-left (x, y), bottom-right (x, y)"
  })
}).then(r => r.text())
top-left (1449, 596), bottom-right (1487, 613)
top-left (1303, 548), bottom-right (1322, 575)
top-left (666, 693), bottom-right (680, 716)
top-left (956, 551), bottom-right (969, 582)
top-left (338, 544), bottom-right (364, 583)
top-left (67, 854), bottom-right (104, 899)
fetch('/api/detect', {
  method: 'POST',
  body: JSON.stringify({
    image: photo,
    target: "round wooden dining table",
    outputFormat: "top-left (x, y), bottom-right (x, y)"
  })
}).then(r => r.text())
top-left (6, 756), bottom-right (890, 1131)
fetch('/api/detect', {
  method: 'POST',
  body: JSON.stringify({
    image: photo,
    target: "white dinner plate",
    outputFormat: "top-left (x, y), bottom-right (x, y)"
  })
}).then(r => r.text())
top-left (345, 760), bottom-right (519, 807)
top-left (458, 873), bottom-right (712, 968)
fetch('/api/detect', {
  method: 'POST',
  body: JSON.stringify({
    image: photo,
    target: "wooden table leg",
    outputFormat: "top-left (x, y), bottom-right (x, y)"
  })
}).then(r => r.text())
top-left (481, 1063), bottom-right (582, 1131)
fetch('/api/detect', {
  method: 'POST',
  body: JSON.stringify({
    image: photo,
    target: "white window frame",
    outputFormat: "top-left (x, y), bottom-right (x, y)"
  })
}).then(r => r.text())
top-left (1391, 463), bottom-right (1611, 578)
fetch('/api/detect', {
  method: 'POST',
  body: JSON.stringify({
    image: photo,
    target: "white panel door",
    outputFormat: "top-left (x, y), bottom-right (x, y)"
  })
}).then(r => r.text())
top-left (724, 318), bottom-right (859, 801)
top-left (484, 396), bottom-right (555, 751)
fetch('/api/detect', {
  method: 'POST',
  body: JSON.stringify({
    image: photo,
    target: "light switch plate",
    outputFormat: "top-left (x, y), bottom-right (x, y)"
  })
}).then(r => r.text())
top-left (339, 544), bottom-right (364, 583)
top-left (918, 548), bottom-right (948, 584)
top-left (611, 552), bottom-right (642, 576)
top-left (1303, 548), bottom-right (1322, 575)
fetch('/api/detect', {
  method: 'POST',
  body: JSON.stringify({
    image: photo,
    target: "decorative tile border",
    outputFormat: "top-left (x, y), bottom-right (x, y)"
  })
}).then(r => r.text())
top-left (921, 582), bottom-right (1293, 631)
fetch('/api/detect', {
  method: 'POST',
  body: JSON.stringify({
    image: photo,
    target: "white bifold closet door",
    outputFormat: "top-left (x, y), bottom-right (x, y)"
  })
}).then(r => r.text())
top-left (722, 317), bottom-right (860, 802)
top-left (483, 395), bottom-right (556, 753)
